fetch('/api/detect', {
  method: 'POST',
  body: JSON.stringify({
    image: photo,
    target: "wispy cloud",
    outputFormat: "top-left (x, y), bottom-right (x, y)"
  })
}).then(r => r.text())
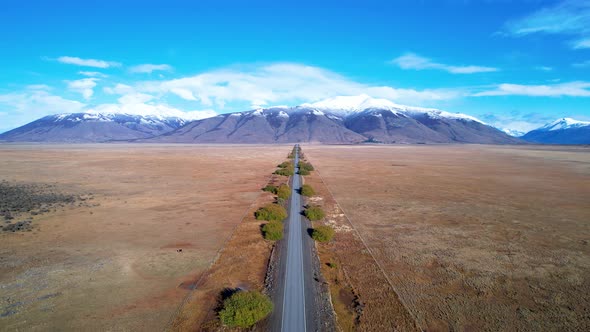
top-left (78, 71), bottom-right (107, 78)
top-left (473, 81), bottom-right (590, 97)
top-left (66, 78), bottom-right (99, 100)
top-left (502, 0), bottom-right (590, 49)
top-left (129, 64), bottom-right (173, 74)
top-left (56, 56), bottom-right (121, 68)
top-left (391, 53), bottom-right (498, 74)
top-left (573, 38), bottom-right (590, 49)
top-left (534, 66), bottom-right (553, 71)
top-left (130, 63), bottom-right (464, 109)
top-left (0, 90), bottom-right (86, 132)
top-left (573, 60), bottom-right (590, 68)
top-left (481, 111), bottom-right (555, 133)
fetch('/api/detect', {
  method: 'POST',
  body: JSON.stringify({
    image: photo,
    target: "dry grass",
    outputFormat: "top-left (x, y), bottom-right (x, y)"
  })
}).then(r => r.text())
top-left (0, 144), bottom-right (285, 331)
top-left (304, 144), bottom-right (590, 331)
top-left (170, 173), bottom-right (289, 331)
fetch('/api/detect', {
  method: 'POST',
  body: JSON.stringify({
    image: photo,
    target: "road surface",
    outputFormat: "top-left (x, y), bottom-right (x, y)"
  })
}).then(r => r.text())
top-left (267, 145), bottom-right (325, 331)
top-left (280, 146), bottom-right (308, 332)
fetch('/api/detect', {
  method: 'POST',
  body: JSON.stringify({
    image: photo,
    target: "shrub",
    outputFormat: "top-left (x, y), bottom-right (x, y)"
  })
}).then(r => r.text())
top-left (277, 184), bottom-right (290, 200)
top-left (262, 220), bottom-right (283, 240)
top-left (311, 225), bottom-right (335, 242)
top-left (300, 184), bottom-right (315, 197)
top-left (262, 185), bottom-right (277, 194)
top-left (219, 290), bottom-right (273, 328)
top-left (304, 206), bottom-right (325, 221)
top-left (299, 169), bottom-right (310, 176)
top-left (274, 165), bottom-right (294, 176)
top-left (298, 161), bottom-right (314, 172)
top-left (327, 262), bottom-right (337, 268)
top-left (255, 204), bottom-right (288, 221)
top-left (277, 161), bottom-right (291, 168)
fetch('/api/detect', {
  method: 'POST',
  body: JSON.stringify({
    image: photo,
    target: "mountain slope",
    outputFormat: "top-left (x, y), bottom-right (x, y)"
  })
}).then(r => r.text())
top-left (0, 95), bottom-right (523, 144)
top-left (0, 113), bottom-right (190, 142)
top-left (150, 96), bottom-right (519, 144)
top-left (150, 107), bottom-right (367, 143)
top-left (521, 118), bottom-right (590, 144)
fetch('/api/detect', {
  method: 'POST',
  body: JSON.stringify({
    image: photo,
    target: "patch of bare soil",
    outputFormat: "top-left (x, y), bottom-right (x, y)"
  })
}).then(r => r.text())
top-left (304, 144), bottom-right (590, 331)
top-left (0, 144), bottom-right (285, 331)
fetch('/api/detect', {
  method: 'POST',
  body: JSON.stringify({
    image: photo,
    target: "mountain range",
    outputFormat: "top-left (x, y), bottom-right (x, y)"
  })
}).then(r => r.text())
top-left (0, 95), bottom-right (587, 144)
top-left (521, 118), bottom-right (590, 144)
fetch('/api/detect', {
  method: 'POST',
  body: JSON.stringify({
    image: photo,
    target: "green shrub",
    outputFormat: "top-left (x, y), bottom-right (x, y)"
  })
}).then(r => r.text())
top-left (274, 165), bottom-right (294, 176)
top-left (277, 161), bottom-right (291, 168)
top-left (300, 184), bottom-right (315, 197)
top-left (327, 262), bottom-right (337, 268)
top-left (219, 290), bottom-right (273, 328)
top-left (304, 206), bottom-right (325, 221)
top-left (299, 169), bottom-right (310, 176)
top-left (255, 204), bottom-right (288, 221)
top-left (298, 161), bottom-right (314, 172)
top-left (277, 184), bottom-right (291, 200)
top-left (262, 220), bottom-right (283, 240)
top-left (311, 225), bottom-right (335, 242)
top-left (262, 185), bottom-right (277, 194)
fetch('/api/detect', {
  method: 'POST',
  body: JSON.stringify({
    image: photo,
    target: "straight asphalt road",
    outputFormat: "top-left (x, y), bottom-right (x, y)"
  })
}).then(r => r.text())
top-left (280, 146), bottom-right (308, 332)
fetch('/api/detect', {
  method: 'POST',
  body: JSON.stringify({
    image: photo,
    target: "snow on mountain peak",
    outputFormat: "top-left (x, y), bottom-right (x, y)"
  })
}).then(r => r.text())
top-left (300, 95), bottom-right (484, 123)
top-left (301, 94), bottom-right (398, 112)
top-left (541, 117), bottom-right (590, 131)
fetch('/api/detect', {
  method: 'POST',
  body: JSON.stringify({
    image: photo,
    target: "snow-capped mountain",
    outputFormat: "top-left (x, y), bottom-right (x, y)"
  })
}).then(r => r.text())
top-left (0, 95), bottom-right (521, 144)
top-left (149, 96), bottom-right (519, 144)
top-left (0, 112), bottom-right (195, 142)
top-left (537, 118), bottom-right (590, 132)
top-left (521, 118), bottom-right (590, 144)
top-left (501, 128), bottom-right (526, 137)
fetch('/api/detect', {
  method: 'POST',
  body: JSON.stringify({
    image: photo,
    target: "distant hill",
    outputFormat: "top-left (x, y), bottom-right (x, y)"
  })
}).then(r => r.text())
top-left (1, 95), bottom-right (521, 144)
top-left (0, 113), bottom-right (191, 142)
top-left (521, 118), bottom-right (590, 144)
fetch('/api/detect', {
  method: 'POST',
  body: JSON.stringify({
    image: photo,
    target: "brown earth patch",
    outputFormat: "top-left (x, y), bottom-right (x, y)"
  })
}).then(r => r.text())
top-left (300, 153), bottom-right (419, 332)
top-left (0, 144), bottom-right (286, 331)
top-left (304, 144), bottom-right (590, 331)
top-left (168, 170), bottom-right (290, 331)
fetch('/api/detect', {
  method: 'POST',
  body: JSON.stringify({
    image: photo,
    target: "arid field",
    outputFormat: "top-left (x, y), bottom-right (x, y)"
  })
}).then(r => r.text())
top-left (0, 144), bottom-right (285, 331)
top-left (305, 145), bottom-right (590, 331)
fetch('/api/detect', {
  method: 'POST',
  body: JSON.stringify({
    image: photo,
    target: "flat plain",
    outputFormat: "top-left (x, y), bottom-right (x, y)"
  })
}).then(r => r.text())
top-left (305, 144), bottom-right (590, 331)
top-left (0, 144), bottom-right (285, 331)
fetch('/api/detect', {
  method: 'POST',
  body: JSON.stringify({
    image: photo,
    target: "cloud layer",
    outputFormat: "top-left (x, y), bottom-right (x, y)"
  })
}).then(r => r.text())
top-left (502, 0), bottom-right (590, 49)
top-left (129, 64), bottom-right (173, 74)
top-left (391, 53), bottom-right (498, 74)
top-left (57, 56), bottom-right (121, 68)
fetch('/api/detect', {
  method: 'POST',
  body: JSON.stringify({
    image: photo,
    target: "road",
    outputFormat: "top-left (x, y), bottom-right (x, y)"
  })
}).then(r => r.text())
top-left (280, 146), bottom-right (307, 332)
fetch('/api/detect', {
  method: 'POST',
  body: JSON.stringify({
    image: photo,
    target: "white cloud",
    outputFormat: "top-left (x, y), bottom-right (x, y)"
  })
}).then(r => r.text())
top-left (56, 56), bottom-right (121, 68)
top-left (66, 78), bottom-right (99, 100)
top-left (0, 90), bottom-right (86, 132)
top-left (86, 97), bottom-right (216, 121)
top-left (573, 60), bottom-right (590, 68)
top-left (78, 71), bottom-right (107, 78)
top-left (103, 83), bottom-right (135, 95)
top-left (129, 64), bottom-right (173, 74)
top-left (391, 53), bottom-right (498, 74)
top-left (535, 66), bottom-right (553, 71)
top-left (502, 0), bottom-right (590, 50)
top-left (573, 38), bottom-right (590, 49)
top-left (132, 62), bottom-right (462, 109)
top-left (473, 81), bottom-right (590, 97)
top-left (26, 84), bottom-right (52, 91)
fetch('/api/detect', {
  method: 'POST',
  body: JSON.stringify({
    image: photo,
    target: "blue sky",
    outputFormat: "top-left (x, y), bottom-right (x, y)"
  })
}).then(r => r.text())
top-left (1, 0), bottom-right (589, 133)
